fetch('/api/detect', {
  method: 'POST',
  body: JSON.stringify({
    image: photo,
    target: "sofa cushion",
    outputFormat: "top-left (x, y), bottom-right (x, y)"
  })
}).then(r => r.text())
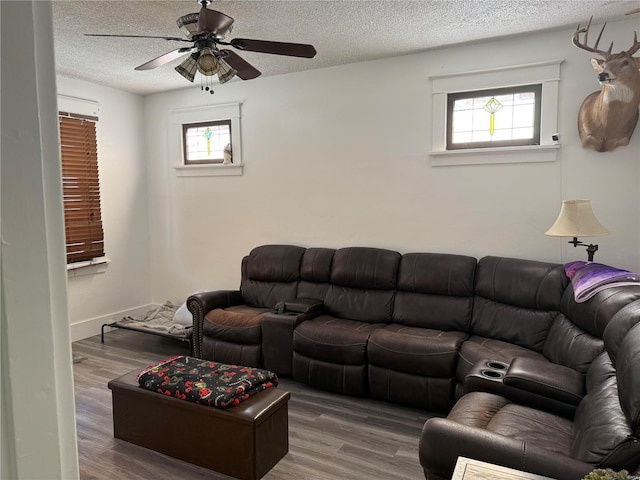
top-left (368, 324), bottom-right (467, 377)
top-left (297, 247), bottom-right (336, 301)
top-left (240, 245), bottom-right (305, 308)
top-left (603, 299), bottom-right (640, 366)
top-left (245, 244), bottom-right (305, 282)
top-left (570, 352), bottom-right (633, 465)
top-left (293, 315), bottom-right (384, 364)
top-left (323, 247), bottom-right (400, 323)
top-left (617, 322), bottom-right (640, 433)
top-left (368, 365), bottom-right (456, 411)
top-left (470, 257), bottom-right (566, 351)
top-left (203, 306), bottom-right (270, 345)
top-left (475, 256), bottom-right (568, 310)
top-left (393, 291), bottom-right (473, 331)
top-left (456, 335), bottom-right (547, 381)
top-left (300, 247), bottom-right (335, 283)
top-left (397, 253), bottom-right (476, 297)
top-left (330, 247), bottom-right (400, 290)
top-left (561, 284), bottom-right (640, 339)
top-left (543, 314), bottom-right (604, 373)
top-left (392, 253), bottom-right (475, 331)
top-left (325, 286), bottom-right (396, 323)
top-left (448, 391), bottom-right (573, 457)
top-left (471, 297), bottom-right (556, 352)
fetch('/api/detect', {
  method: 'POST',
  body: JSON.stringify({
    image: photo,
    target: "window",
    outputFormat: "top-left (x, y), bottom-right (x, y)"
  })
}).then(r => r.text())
top-left (171, 103), bottom-right (243, 177)
top-left (447, 84), bottom-right (542, 150)
top-left (429, 61), bottom-right (561, 166)
top-left (182, 120), bottom-right (232, 164)
top-left (59, 112), bottom-right (105, 264)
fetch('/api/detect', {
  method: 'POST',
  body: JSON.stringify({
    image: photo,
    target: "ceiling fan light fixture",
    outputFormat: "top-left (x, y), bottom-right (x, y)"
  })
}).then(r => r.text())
top-left (175, 53), bottom-right (199, 82)
top-left (217, 59), bottom-right (237, 84)
top-left (197, 47), bottom-right (218, 75)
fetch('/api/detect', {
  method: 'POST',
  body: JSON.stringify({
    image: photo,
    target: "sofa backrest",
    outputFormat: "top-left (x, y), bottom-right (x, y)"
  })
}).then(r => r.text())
top-left (323, 247), bottom-right (401, 323)
top-left (393, 253), bottom-right (476, 331)
top-left (569, 321), bottom-right (640, 472)
top-left (543, 286), bottom-right (640, 373)
top-left (617, 322), bottom-right (640, 436)
top-left (240, 245), bottom-right (305, 308)
top-left (297, 247), bottom-right (336, 301)
top-left (603, 298), bottom-right (640, 365)
top-left (470, 256), bottom-right (568, 352)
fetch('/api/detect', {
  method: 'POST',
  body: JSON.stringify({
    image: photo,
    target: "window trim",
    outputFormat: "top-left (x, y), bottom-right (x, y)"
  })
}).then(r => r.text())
top-left (170, 103), bottom-right (242, 177)
top-left (446, 83), bottom-right (542, 150)
top-left (429, 60), bottom-right (562, 166)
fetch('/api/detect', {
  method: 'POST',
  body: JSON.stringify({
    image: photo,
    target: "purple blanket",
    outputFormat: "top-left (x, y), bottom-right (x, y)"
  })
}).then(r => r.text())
top-left (565, 261), bottom-right (640, 303)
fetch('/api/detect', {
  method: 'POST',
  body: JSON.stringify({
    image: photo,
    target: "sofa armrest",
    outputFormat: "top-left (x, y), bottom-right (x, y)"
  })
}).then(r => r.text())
top-left (419, 418), bottom-right (593, 480)
top-left (504, 357), bottom-right (585, 406)
top-left (187, 290), bottom-right (243, 358)
top-left (274, 298), bottom-right (323, 315)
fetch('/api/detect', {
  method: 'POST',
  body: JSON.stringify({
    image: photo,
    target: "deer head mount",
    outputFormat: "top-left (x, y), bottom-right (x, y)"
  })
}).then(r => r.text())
top-left (572, 17), bottom-right (640, 152)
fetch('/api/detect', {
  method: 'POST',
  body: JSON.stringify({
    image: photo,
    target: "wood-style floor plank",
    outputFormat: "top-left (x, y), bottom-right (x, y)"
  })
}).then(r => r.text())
top-left (72, 330), bottom-right (435, 480)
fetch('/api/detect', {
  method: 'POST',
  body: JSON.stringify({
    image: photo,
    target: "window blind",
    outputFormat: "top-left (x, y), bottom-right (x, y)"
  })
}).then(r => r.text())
top-left (59, 112), bottom-right (104, 263)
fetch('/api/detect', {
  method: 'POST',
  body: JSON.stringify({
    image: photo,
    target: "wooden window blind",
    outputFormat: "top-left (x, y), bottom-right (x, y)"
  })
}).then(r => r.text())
top-left (59, 112), bottom-right (105, 264)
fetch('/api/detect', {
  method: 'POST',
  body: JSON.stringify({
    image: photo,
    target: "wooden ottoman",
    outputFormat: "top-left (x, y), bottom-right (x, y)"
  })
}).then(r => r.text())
top-left (108, 369), bottom-right (290, 480)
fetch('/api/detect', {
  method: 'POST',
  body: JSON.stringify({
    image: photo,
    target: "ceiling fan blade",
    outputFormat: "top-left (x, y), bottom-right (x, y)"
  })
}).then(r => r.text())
top-left (220, 50), bottom-right (261, 80)
top-left (85, 34), bottom-right (190, 42)
top-left (135, 47), bottom-right (194, 71)
top-left (230, 38), bottom-right (316, 58)
top-left (197, 7), bottom-right (234, 36)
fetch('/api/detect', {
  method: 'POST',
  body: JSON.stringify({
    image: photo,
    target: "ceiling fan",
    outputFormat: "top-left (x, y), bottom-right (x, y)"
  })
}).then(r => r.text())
top-left (86, 0), bottom-right (317, 92)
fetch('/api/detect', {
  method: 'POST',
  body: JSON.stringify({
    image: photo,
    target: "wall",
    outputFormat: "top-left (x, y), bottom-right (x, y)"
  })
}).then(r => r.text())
top-left (56, 76), bottom-right (152, 340)
top-left (1, 1), bottom-right (79, 478)
top-left (144, 17), bottom-right (640, 304)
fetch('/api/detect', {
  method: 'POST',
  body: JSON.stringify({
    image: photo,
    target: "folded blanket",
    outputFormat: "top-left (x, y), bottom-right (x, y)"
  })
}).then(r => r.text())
top-left (136, 355), bottom-right (278, 408)
top-left (565, 261), bottom-right (640, 303)
top-left (118, 301), bottom-right (190, 337)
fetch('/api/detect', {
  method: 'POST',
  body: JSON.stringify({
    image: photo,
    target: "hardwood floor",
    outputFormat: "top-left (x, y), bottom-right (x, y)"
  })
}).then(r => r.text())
top-left (72, 330), bottom-right (435, 479)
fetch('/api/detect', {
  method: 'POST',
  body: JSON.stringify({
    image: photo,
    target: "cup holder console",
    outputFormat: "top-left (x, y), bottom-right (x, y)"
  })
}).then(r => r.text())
top-left (485, 360), bottom-right (508, 370)
top-left (478, 360), bottom-right (509, 380)
top-left (464, 359), bottom-right (511, 394)
top-left (480, 369), bottom-right (504, 379)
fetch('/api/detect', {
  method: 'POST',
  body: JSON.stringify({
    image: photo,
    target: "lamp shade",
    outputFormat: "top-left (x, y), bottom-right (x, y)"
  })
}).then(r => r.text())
top-left (197, 48), bottom-right (219, 76)
top-left (175, 53), bottom-right (199, 83)
top-left (176, 13), bottom-right (199, 40)
top-left (545, 199), bottom-right (609, 237)
top-left (217, 59), bottom-right (237, 84)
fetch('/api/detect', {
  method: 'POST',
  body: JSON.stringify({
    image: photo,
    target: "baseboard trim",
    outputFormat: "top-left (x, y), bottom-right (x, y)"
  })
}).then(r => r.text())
top-left (70, 304), bottom-right (159, 342)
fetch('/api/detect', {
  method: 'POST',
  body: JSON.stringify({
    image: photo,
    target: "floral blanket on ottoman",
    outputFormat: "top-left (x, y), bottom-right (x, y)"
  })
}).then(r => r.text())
top-left (136, 355), bottom-right (278, 408)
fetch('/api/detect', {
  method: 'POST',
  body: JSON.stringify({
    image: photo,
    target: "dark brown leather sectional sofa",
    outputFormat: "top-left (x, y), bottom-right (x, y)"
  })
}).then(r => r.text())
top-left (187, 244), bottom-right (640, 480)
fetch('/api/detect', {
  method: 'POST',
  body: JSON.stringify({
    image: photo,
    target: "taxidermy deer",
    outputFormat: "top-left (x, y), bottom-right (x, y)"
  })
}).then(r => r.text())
top-left (572, 17), bottom-right (640, 152)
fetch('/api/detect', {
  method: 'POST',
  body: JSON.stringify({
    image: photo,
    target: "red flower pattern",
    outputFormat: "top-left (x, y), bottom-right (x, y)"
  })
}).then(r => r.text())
top-left (138, 355), bottom-right (278, 408)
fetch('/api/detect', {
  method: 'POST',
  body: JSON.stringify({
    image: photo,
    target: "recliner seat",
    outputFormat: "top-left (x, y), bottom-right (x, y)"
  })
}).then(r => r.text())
top-left (292, 247), bottom-right (401, 396)
top-left (419, 300), bottom-right (640, 480)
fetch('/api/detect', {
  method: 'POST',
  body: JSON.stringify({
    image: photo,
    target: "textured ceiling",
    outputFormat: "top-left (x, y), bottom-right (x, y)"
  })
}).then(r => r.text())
top-left (52, 0), bottom-right (640, 96)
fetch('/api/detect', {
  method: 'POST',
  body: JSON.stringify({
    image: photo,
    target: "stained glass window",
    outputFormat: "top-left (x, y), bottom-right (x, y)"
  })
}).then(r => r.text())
top-left (446, 84), bottom-right (542, 150)
top-left (182, 120), bottom-right (232, 164)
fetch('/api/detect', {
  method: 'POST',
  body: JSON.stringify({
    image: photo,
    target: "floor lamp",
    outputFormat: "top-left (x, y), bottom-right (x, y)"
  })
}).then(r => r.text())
top-left (545, 199), bottom-right (609, 262)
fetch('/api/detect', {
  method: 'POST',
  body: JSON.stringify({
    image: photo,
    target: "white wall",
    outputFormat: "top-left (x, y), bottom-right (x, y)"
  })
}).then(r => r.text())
top-left (56, 77), bottom-right (152, 340)
top-left (144, 17), bottom-right (640, 303)
top-left (1, 2), bottom-right (79, 478)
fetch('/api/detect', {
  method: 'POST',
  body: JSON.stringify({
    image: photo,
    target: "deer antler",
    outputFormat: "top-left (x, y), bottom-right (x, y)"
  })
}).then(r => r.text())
top-left (572, 16), bottom-right (613, 58)
top-left (627, 31), bottom-right (640, 55)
